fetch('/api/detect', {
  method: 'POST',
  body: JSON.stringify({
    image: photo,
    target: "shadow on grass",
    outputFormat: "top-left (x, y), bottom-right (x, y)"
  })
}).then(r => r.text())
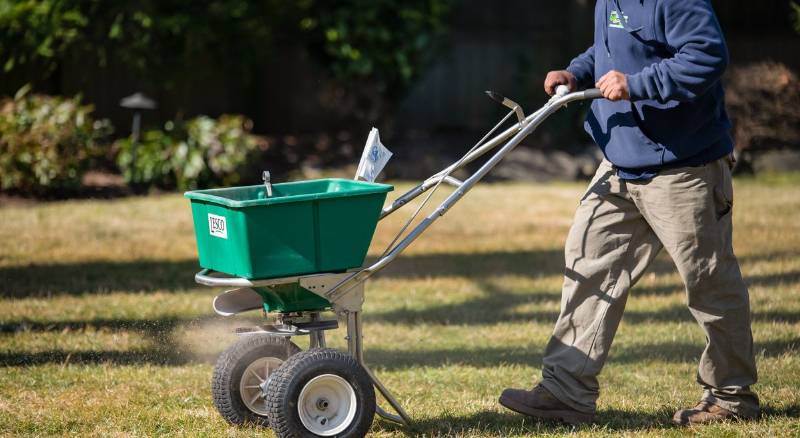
top-left (0, 349), bottom-right (191, 367)
top-left (377, 408), bottom-right (676, 436)
top-left (631, 269), bottom-right (800, 298)
top-left (2, 320), bottom-right (796, 369)
top-left (373, 249), bottom-right (565, 279)
top-left (0, 317), bottom-right (198, 367)
top-left (363, 336), bottom-right (800, 371)
top-left (366, 269), bottom-right (800, 326)
top-left (377, 246), bottom-right (798, 282)
top-left (1, 249), bottom-right (565, 297)
top-left (0, 317), bottom-right (185, 333)
top-left (0, 260), bottom-right (200, 297)
top-left (0, 315), bottom-right (253, 366)
top-left (1, 249), bottom-right (567, 298)
top-left (762, 403), bottom-right (800, 419)
top-left (376, 403), bottom-right (800, 436)
top-left (1, 248), bottom-right (795, 298)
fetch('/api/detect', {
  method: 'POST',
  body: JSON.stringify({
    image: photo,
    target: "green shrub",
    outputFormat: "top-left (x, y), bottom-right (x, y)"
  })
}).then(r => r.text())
top-left (115, 115), bottom-right (265, 191)
top-left (0, 86), bottom-right (112, 196)
top-left (793, 1), bottom-right (800, 34)
top-left (296, 1), bottom-right (451, 88)
top-left (1, 1), bottom-right (451, 126)
top-left (293, 0), bottom-right (452, 125)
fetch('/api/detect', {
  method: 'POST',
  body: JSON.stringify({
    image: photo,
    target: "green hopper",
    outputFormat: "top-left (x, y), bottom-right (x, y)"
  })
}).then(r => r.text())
top-left (185, 178), bottom-right (393, 280)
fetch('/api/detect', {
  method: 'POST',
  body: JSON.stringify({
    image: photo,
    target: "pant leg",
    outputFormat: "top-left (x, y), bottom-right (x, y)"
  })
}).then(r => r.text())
top-left (632, 158), bottom-right (759, 417)
top-left (540, 161), bottom-right (663, 413)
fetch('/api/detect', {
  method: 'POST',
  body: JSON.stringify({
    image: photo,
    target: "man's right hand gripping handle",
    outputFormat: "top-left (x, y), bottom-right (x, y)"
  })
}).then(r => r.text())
top-left (544, 70), bottom-right (577, 96)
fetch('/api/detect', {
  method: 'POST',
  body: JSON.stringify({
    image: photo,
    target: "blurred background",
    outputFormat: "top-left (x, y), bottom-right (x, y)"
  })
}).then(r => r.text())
top-left (1, 0), bottom-right (800, 198)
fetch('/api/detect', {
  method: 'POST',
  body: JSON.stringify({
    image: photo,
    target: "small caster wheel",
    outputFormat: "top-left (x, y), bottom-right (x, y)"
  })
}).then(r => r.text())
top-left (266, 348), bottom-right (376, 437)
top-left (212, 334), bottom-right (301, 427)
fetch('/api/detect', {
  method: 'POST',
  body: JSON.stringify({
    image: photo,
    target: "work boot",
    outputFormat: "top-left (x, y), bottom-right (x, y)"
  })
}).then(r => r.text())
top-left (672, 400), bottom-right (750, 425)
top-left (499, 385), bottom-right (594, 425)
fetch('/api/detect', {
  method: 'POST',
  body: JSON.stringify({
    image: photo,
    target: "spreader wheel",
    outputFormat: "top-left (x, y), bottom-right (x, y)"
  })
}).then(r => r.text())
top-left (212, 334), bottom-right (301, 427)
top-left (266, 348), bottom-right (375, 438)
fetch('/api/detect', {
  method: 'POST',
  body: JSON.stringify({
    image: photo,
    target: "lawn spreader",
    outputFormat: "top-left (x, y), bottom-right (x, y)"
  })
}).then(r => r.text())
top-left (185, 86), bottom-right (602, 437)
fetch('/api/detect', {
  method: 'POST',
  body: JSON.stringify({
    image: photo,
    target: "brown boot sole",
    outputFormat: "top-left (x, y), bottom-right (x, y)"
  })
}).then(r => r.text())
top-left (672, 413), bottom-right (748, 426)
top-left (499, 394), bottom-right (594, 425)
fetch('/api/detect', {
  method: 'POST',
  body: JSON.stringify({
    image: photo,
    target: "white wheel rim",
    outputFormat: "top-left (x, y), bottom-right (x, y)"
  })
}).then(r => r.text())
top-left (239, 356), bottom-right (283, 416)
top-left (297, 374), bottom-right (357, 436)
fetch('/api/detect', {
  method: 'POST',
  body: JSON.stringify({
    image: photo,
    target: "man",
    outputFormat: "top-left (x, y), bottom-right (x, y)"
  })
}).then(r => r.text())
top-left (499, 0), bottom-right (759, 426)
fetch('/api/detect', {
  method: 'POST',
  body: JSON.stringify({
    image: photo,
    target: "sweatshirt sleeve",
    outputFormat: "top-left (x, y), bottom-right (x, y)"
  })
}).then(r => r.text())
top-left (626, 0), bottom-right (729, 103)
top-left (566, 45), bottom-right (596, 90)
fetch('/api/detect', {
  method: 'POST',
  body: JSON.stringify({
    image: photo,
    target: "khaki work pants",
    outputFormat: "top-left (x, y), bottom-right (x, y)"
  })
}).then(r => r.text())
top-left (540, 157), bottom-right (760, 417)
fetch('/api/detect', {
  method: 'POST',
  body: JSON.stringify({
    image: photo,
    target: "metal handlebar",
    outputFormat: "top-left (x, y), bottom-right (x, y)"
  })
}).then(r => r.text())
top-left (581, 88), bottom-right (603, 99)
top-left (328, 88), bottom-right (603, 298)
top-left (555, 85), bottom-right (603, 100)
top-left (380, 88), bottom-right (601, 220)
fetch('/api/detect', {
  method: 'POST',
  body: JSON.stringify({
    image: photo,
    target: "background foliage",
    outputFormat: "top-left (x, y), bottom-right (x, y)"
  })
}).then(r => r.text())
top-left (0, 0), bottom-right (281, 84)
top-left (293, 0), bottom-right (452, 123)
top-left (115, 115), bottom-right (265, 191)
top-left (726, 63), bottom-right (800, 159)
top-left (0, 0), bottom-right (452, 194)
top-left (1, 1), bottom-right (799, 196)
top-left (0, 0), bottom-right (451, 111)
top-left (793, 1), bottom-right (800, 33)
top-left (0, 85), bottom-right (111, 195)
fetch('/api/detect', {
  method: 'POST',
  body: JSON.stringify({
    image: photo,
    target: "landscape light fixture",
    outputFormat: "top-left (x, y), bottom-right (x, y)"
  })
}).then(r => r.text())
top-left (119, 92), bottom-right (157, 143)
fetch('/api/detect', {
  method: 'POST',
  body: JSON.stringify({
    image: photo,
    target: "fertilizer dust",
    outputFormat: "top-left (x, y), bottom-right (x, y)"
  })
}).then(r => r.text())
top-left (169, 316), bottom-right (258, 363)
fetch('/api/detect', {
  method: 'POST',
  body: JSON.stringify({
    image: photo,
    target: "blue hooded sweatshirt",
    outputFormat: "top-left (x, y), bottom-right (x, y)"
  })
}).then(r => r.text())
top-left (566, 0), bottom-right (732, 179)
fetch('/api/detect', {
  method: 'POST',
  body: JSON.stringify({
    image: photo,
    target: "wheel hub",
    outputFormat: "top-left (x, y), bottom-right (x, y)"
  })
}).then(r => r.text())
top-left (297, 374), bottom-right (357, 436)
top-left (239, 356), bottom-right (283, 416)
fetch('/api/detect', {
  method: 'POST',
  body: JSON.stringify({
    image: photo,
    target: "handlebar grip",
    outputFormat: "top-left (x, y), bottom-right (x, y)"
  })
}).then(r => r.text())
top-left (582, 88), bottom-right (603, 99)
top-left (555, 85), bottom-right (571, 97)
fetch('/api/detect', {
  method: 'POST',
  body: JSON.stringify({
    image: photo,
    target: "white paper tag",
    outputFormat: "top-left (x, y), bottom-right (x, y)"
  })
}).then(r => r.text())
top-left (208, 213), bottom-right (228, 239)
top-left (355, 127), bottom-right (392, 182)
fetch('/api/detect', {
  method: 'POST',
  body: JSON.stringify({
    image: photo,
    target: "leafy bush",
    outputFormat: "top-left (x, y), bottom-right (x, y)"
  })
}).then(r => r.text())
top-left (725, 62), bottom-right (800, 158)
top-left (0, 1), bottom-right (451, 125)
top-left (793, 1), bottom-right (800, 34)
top-left (291, 0), bottom-right (452, 125)
top-left (0, 1), bottom-right (451, 86)
top-left (0, 86), bottom-right (112, 195)
top-left (0, 1), bottom-right (87, 73)
top-left (115, 115), bottom-right (266, 190)
top-left (295, 1), bottom-right (451, 90)
top-left (0, 1), bottom-right (278, 83)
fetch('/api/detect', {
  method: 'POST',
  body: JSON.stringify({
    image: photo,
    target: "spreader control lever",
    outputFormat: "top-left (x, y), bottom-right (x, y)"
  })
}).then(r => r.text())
top-left (263, 171), bottom-right (273, 197)
top-left (485, 91), bottom-right (526, 126)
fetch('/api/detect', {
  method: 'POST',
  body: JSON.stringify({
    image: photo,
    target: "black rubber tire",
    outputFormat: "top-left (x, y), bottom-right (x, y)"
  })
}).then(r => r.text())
top-left (266, 348), bottom-right (376, 438)
top-left (212, 334), bottom-right (301, 427)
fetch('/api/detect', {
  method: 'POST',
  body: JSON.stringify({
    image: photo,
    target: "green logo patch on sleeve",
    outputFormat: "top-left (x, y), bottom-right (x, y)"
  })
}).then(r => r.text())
top-left (609, 10), bottom-right (627, 29)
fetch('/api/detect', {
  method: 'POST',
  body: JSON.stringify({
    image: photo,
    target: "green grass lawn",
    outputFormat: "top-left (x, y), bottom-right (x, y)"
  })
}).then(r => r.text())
top-left (1, 176), bottom-right (799, 437)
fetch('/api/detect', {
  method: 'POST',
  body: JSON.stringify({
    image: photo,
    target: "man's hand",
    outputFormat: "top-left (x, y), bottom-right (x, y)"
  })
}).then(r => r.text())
top-left (544, 70), bottom-right (577, 96)
top-left (596, 71), bottom-right (630, 101)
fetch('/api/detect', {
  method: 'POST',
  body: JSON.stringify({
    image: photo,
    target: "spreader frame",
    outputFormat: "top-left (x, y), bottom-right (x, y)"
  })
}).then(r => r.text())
top-left (195, 87), bottom-right (602, 426)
